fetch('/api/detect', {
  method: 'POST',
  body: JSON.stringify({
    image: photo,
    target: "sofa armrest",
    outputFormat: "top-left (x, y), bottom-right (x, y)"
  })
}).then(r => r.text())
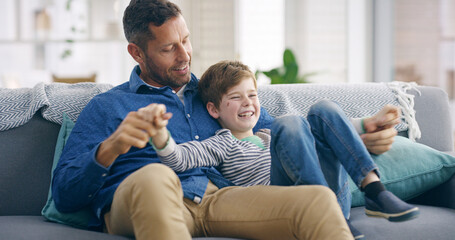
top-left (408, 86), bottom-right (455, 208)
top-left (411, 86), bottom-right (454, 151)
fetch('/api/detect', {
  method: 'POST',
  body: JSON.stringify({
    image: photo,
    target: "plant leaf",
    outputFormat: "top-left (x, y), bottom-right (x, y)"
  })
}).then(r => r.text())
top-left (284, 63), bottom-right (299, 83)
top-left (283, 49), bottom-right (297, 67)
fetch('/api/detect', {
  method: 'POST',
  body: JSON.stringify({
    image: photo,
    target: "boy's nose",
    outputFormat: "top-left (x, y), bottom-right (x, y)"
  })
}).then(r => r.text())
top-left (242, 98), bottom-right (252, 106)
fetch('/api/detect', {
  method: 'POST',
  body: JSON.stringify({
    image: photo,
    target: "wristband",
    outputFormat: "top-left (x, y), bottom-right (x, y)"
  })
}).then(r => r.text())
top-left (149, 130), bottom-right (171, 151)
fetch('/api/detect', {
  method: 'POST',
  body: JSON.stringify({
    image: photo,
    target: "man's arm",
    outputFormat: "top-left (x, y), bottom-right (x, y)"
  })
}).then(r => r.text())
top-left (96, 111), bottom-right (163, 167)
top-left (52, 99), bottom-right (160, 212)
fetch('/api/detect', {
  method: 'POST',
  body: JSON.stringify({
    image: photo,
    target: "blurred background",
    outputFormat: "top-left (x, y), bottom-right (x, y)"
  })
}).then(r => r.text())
top-left (1, 0), bottom-right (454, 94)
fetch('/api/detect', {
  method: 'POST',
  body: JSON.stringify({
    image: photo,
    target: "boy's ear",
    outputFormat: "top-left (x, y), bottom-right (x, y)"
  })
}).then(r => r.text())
top-left (206, 102), bottom-right (219, 119)
top-left (127, 43), bottom-right (145, 64)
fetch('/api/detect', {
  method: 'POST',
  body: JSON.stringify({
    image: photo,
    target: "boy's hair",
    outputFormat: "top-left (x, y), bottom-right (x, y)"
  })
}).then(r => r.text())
top-left (198, 60), bottom-right (257, 108)
top-left (123, 0), bottom-right (181, 51)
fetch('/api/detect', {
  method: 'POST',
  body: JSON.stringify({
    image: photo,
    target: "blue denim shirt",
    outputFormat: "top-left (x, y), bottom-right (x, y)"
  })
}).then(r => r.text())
top-left (52, 66), bottom-right (274, 228)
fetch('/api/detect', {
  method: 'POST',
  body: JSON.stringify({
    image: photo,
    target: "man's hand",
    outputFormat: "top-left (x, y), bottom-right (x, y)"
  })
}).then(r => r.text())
top-left (137, 104), bottom-right (173, 150)
top-left (361, 105), bottom-right (401, 155)
top-left (95, 104), bottom-right (172, 167)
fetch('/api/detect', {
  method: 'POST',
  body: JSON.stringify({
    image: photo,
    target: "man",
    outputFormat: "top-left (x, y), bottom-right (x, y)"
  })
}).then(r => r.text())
top-left (52, 1), bottom-right (395, 239)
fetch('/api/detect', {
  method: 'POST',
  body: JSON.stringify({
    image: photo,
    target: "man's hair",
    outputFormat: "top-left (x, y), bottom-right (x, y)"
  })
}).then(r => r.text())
top-left (123, 0), bottom-right (182, 51)
top-left (198, 60), bottom-right (257, 108)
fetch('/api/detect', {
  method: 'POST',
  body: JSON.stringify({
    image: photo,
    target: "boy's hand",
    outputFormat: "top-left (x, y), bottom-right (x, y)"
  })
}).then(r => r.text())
top-left (361, 105), bottom-right (401, 155)
top-left (137, 104), bottom-right (173, 149)
top-left (137, 104), bottom-right (172, 136)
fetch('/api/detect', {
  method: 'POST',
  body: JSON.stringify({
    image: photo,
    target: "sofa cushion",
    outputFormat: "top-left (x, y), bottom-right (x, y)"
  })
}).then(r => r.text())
top-left (0, 216), bottom-right (130, 240)
top-left (0, 114), bottom-right (60, 216)
top-left (349, 136), bottom-right (455, 207)
top-left (350, 205), bottom-right (455, 240)
top-left (41, 113), bottom-right (95, 228)
top-left (0, 216), bottom-right (244, 240)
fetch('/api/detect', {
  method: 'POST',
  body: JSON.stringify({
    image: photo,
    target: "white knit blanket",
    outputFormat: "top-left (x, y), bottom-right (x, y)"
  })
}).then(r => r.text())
top-left (0, 81), bottom-right (420, 140)
top-left (0, 82), bottom-right (113, 131)
top-left (258, 82), bottom-right (421, 140)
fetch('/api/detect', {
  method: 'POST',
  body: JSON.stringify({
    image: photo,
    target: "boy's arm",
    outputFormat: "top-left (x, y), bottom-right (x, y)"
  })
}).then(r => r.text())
top-left (150, 128), bottom-right (169, 150)
top-left (153, 131), bottom-right (236, 172)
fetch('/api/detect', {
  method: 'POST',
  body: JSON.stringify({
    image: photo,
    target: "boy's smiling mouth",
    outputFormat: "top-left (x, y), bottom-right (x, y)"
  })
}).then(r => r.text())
top-left (238, 111), bottom-right (254, 118)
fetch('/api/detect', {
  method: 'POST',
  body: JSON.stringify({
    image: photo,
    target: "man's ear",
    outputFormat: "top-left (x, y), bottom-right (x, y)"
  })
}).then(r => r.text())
top-left (127, 43), bottom-right (145, 64)
top-left (206, 102), bottom-right (219, 119)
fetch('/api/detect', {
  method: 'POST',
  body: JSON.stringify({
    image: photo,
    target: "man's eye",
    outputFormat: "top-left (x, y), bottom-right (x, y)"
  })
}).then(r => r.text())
top-left (162, 47), bottom-right (173, 52)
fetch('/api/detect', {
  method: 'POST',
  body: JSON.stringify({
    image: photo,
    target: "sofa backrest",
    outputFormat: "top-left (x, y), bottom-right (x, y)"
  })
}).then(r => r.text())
top-left (0, 83), bottom-right (452, 216)
top-left (412, 86), bottom-right (453, 152)
top-left (0, 113), bottom-right (60, 216)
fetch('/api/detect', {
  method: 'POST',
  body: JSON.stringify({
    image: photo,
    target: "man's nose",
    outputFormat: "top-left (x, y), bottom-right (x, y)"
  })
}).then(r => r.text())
top-left (176, 44), bottom-right (190, 62)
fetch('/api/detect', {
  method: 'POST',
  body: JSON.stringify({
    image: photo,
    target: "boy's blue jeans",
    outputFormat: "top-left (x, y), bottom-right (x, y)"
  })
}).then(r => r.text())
top-left (270, 99), bottom-right (378, 219)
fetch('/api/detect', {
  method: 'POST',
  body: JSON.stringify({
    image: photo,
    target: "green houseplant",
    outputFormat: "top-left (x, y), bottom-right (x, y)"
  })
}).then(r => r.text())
top-left (256, 48), bottom-right (316, 84)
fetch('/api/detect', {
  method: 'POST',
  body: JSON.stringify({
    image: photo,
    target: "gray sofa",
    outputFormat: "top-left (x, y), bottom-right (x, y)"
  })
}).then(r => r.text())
top-left (1, 83), bottom-right (454, 240)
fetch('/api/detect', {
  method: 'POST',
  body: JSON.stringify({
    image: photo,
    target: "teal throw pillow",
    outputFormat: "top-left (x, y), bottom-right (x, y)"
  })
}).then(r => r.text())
top-left (41, 113), bottom-right (95, 228)
top-left (349, 136), bottom-right (455, 207)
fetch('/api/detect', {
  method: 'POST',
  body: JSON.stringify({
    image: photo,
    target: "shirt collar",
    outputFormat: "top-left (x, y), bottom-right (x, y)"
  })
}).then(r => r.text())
top-left (128, 65), bottom-right (199, 94)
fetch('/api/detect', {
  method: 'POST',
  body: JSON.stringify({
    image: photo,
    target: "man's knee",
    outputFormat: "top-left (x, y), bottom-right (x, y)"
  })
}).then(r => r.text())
top-left (122, 163), bottom-right (180, 192)
top-left (292, 185), bottom-right (338, 209)
top-left (307, 186), bottom-right (343, 217)
top-left (312, 185), bottom-right (338, 203)
top-left (136, 163), bottom-right (177, 179)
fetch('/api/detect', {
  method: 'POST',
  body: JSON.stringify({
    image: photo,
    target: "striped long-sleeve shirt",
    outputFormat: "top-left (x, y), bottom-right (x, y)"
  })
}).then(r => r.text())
top-left (156, 129), bottom-right (272, 187)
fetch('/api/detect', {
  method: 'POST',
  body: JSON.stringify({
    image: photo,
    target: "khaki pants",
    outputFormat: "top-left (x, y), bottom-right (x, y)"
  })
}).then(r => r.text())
top-left (104, 164), bottom-right (352, 240)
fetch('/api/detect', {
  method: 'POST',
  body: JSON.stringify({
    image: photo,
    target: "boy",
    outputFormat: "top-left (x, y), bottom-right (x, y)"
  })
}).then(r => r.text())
top-left (138, 60), bottom-right (419, 238)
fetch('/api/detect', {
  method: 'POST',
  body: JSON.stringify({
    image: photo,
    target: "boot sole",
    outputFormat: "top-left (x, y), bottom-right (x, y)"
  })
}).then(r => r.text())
top-left (365, 207), bottom-right (420, 222)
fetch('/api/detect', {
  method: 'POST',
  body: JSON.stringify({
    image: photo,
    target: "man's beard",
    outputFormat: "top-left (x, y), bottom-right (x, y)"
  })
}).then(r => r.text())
top-left (144, 55), bottom-right (191, 89)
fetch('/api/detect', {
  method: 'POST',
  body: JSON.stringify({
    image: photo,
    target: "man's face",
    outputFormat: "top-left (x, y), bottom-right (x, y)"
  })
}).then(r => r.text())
top-left (140, 15), bottom-right (192, 90)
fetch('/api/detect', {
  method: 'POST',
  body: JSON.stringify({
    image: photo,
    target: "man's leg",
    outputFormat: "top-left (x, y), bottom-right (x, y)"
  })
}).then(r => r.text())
top-left (190, 182), bottom-right (353, 240)
top-left (104, 163), bottom-right (192, 240)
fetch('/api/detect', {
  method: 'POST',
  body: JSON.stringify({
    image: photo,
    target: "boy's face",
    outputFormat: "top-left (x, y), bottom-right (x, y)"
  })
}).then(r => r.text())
top-left (207, 77), bottom-right (260, 139)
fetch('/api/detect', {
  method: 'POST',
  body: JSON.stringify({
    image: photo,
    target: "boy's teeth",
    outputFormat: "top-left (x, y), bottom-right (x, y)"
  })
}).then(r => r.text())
top-left (239, 112), bottom-right (253, 117)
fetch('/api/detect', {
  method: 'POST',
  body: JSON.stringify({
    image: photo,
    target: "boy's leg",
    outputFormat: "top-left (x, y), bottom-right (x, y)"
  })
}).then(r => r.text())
top-left (270, 115), bottom-right (328, 187)
top-left (104, 164), bottom-right (192, 240)
top-left (307, 100), bottom-right (419, 221)
top-left (306, 100), bottom-right (377, 188)
top-left (270, 114), bottom-right (352, 218)
top-left (191, 182), bottom-right (353, 240)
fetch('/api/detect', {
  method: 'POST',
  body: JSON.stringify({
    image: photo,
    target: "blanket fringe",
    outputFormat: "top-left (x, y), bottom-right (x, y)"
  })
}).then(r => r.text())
top-left (386, 81), bottom-right (421, 141)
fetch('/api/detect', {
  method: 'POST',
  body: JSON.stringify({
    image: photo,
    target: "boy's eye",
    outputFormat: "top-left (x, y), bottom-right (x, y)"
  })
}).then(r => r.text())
top-left (230, 96), bottom-right (240, 100)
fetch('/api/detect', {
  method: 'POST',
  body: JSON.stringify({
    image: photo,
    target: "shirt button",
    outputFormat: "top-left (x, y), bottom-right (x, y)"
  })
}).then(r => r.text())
top-left (172, 90), bottom-right (176, 94)
top-left (195, 135), bottom-right (200, 140)
top-left (187, 114), bottom-right (191, 118)
top-left (102, 173), bottom-right (107, 177)
top-left (88, 194), bottom-right (92, 198)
